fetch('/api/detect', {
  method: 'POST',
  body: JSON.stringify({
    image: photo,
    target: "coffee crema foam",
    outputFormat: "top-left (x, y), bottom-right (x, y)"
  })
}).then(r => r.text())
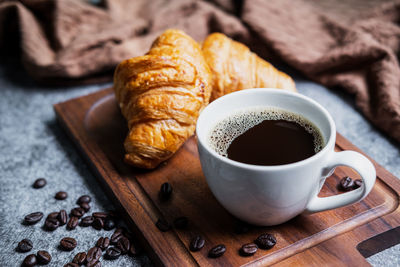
top-left (207, 107), bottom-right (325, 158)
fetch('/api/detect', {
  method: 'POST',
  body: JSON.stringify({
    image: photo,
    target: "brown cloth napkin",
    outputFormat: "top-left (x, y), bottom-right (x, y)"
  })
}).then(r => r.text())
top-left (1, 0), bottom-right (400, 143)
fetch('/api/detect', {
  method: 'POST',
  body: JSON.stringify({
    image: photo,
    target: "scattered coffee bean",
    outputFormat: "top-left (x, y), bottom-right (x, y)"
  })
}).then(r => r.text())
top-left (87, 259), bottom-right (101, 267)
top-left (339, 176), bottom-right (354, 191)
top-left (67, 216), bottom-right (79, 230)
top-left (96, 237), bottom-right (110, 250)
top-left (64, 263), bottom-right (79, 267)
top-left (189, 235), bottom-right (205, 252)
top-left (22, 254), bottom-right (37, 266)
top-left (160, 182), bottom-right (172, 199)
top-left (80, 216), bottom-right (94, 227)
top-left (103, 218), bottom-right (116, 231)
top-left (208, 244), bottom-right (226, 258)
top-left (58, 209), bottom-right (68, 225)
top-left (73, 252), bottom-right (87, 265)
top-left (105, 247), bottom-right (121, 260)
top-left (32, 178), bottom-right (46, 189)
top-left (60, 237), bottom-right (77, 251)
top-left (44, 218), bottom-right (59, 231)
top-left (87, 247), bottom-right (102, 262)
top-left (71, 207), bottom-right (85, 218)
top-left (17, 239), bottom-right (33, 252)
top-left (354, 179), bottom-right (363, 189)
top-left (173, 217), bottom-right (188, 229)
top-left (110, 228), bottom-right (124, 244)
top-left (240, 243), bottom-right (258, 256)
top-left (55, 191), bottom-right (68, 200)
top-left (92, 212), bottom-right (109, 219)
top-left (255, 233), bottom-right (276, 249)
top-left (117, 237), bottom-right (131, 254)
top-left (155, 218), bottom-right (170, 232)
top-left (79, 202), bottom-right (91, 212)
top-left (92, 218), bottom-right (104, 230)
top-left (77, 195), bottom-right (91, 204)
top-left (37, 250), bottom-right (51, 264)
top-left (46, 212), bottom-right (59, 220)
top-left (24, 212), bottom-right (44, 225)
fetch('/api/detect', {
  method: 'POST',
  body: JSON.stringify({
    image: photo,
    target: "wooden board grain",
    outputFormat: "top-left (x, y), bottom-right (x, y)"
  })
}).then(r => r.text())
top-left (54, 88), bottom-right (400, 266)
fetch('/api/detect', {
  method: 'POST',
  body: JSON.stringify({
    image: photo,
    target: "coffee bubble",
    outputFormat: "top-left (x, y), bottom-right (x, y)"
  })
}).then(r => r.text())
top-left (207, 107), bottom-right (324, 157)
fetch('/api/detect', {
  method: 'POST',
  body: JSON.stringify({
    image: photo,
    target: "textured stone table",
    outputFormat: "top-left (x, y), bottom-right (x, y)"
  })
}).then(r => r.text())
top-left (0, 59), bottom-right (399, 266)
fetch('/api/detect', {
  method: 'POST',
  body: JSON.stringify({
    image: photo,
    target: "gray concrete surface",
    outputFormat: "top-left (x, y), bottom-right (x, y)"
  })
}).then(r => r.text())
top-left (0, 58), bottom-right (399, 266)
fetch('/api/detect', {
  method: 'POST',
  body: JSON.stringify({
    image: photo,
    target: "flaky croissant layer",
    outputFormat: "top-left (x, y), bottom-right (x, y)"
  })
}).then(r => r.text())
top-left (202, 33), bottom-right (296, 101)
top-left (114, 29), bottom-right (212, 169)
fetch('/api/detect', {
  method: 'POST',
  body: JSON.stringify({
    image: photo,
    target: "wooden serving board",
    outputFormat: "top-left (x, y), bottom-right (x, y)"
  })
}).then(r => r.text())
top-left (54, 88), bottom-right (400, 266)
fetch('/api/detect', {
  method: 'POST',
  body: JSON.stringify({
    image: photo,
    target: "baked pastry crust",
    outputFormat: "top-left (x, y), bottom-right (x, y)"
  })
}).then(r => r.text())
top-left (114, 29), bottom-right (212, 169)
top-left (202, 33), bottom-right (296, 101)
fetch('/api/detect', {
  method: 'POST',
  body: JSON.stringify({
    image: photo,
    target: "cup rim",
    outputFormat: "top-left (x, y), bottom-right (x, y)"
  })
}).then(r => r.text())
top-left (196, 88), bottom-right (336, 171)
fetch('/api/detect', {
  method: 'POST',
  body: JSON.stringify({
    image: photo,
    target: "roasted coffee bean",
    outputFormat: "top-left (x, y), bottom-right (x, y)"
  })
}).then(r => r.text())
top-left (70, 207), bottom-right (85, 218)
top-left (72, 252), bottom-right (87, 265)
top-left (339, 176), bottom-right (354, 191)
top-left (79, 202), bottom-right (91, 212)
top-left (37, 250), bottom-right (51, 264)
top-left (24, 212), bottom-right (44, 225)
top-left (239, 243), bottom-right (258, 256)
top-left (255, 233), bottom-right (276, 249)
top-left (92, 212), bottom-right (109, 219)
top-left (22, 254), bottom-right (37, 267)
top-left (77, 195), bottom-right (91, 204)
top-left (354, 179), bottom-right (363, 189)
top-left (189, 235), bottom-right (205, 252)
top-left (44, 218), bottom-right (59, 231)
top-left (46, 212), bottom-right (59, 220)
top-left (67, 216), bottom-right (79, 230)
top-left (208, 244), bottom-right (226, 258)
top-left (155, 218), bottom-right (170, 232)
top-left (117, 237), bottom-right (130, 254)
top-left (110, 229), bottom-right (124, 244)
top-left (80, 216), bottom-right (94, 227)
top-left (87, 247), bottom-right (102, 262)
top-left (64, 263), bottom-right (79, 267)
top-left (96, 237), bottom-right (110, 250)
top-left (105, 247), bottom-right (121, 260)
top-left (160, 182), bottom-right (172, 199)
top-left (58, 209), bottom-right (68, 225)
top-left (60, 237), bottom-right (77, 251)
top-left (92, 218), bottom-right (104, 230)
top-left (17, 239), bottom-right (33, 252)
top-left (87, 259), bottom-right (101, 267)
top-left (55, 191), bottom-right (68, 200)
top-left (103, 218), bottom-right (116, 231)
top-left (173, 217), bottom-right (188, 229)
top-left (32, 178), bottom-right (46, 189)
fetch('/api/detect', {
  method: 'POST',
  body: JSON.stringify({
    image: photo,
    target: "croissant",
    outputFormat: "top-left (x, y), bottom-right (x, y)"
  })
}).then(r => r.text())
top-left (113, 29), bottom-right (212, 169)
top-left (202, 33), bottom-right (296, 101)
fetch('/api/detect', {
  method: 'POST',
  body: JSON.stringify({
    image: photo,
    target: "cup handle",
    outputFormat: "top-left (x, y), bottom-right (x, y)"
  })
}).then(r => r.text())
top-left (305, 151), bottom-right (376, 213)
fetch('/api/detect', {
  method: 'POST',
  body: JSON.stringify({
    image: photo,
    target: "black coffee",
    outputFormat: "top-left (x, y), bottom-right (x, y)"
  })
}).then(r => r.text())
top-left (208, 107), bottom-right (323, 166)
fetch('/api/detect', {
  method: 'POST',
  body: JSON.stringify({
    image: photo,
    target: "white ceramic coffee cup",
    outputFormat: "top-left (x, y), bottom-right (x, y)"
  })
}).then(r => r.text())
top-left (196, 88), bottom-right (376, 226)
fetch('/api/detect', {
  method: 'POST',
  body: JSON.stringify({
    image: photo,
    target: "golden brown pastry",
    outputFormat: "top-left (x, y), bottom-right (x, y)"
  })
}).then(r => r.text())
top-left (114, 29), bottom-right (212, 169)
top-left (202, 33), bottom-right (296, 101)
